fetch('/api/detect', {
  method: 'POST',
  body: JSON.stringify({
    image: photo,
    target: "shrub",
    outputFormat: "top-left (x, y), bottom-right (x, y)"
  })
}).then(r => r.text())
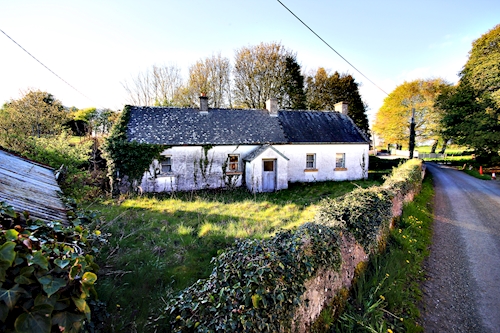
top-left (163, 160), bottom-right (423, 332)
top-left (164, 223), bottom-right (341, 332)
top-left (0, 202), bottom-right (105, 332)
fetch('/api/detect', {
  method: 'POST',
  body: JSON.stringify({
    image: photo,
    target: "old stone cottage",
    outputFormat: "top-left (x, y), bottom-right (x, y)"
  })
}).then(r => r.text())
top-left (125, 97), bottom-right (369, 193)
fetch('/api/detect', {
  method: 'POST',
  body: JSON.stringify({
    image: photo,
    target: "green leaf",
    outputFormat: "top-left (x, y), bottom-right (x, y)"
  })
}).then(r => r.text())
top-left (0, 260), bottom-right (10, 283)
top-left (5, 229), bottom-right (19, 241)
top-left (37, 275), bottom-right (66, 297)
top-left (251, 294), bottom-right (261, 309)
top-left (0, 303), bottom-right (8, 323)
top-left (52, 312), bottom-right (84, 333)
top-left (0, 284), bottom-right (26, 309)
top-left (54, 258), bottom-right (70, 269)
top-left (14, 304), bottom-right (53, 333)
top-left (81, 272), bottom-right (97, 286)
top-left (14, 266), bottom-right (36, 284)
top-left (34, 294), bottom-right (57, 307)
top-left (28, 251), bottom-right (49, 270)
top-left (72, 297), bottom-right (91, 321)
top-left (0, 242), bottom-right (16, 266)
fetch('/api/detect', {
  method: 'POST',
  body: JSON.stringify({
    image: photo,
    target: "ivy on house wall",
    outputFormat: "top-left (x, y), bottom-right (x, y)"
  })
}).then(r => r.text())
top-left (101, 105), bottom-right (166, 195)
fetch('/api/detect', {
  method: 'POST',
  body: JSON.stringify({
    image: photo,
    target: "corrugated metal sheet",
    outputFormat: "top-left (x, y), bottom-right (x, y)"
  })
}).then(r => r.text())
top-left (0, 149), bottom-right (68, 224)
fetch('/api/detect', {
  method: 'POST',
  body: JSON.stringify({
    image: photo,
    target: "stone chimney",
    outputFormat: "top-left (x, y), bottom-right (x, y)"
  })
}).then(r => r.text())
top-left (334, 101), bottom-right (348, 115)
top-left (199, 94), bottom-right (208, 114)
top-left (266, 98), bottom-right (278, 117)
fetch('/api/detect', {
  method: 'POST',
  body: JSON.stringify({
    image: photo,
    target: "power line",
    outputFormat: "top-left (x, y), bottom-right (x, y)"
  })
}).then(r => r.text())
top-left (0, 28), bottom-right (103, 107)
top-left (276, 0), bottom-right (389, 96)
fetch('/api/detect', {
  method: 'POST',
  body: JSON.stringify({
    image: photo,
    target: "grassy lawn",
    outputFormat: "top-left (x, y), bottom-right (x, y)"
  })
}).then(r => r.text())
top-left (91, 178), bottom-right (381, 331)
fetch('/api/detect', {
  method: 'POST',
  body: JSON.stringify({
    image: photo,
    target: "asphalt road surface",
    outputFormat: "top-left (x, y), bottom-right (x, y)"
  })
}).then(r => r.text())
top-left (423, 163), bottom-right (500, 332)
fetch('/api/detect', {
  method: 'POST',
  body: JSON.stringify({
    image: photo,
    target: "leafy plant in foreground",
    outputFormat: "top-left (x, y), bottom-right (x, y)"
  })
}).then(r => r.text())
top-left (0, 202), bottom-right (105, 332)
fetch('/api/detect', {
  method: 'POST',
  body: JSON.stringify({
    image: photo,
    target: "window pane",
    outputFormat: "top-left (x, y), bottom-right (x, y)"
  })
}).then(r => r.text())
top-left (336, 153), bottom-right (345, 168)
top-left (161, 157), bottom-right (172, 173)
top-left (263, 160), bottom-right (274, 171)
top-left (306, 154), bottom-right (315, 168)
top-left (228, 155), bottom-right (239, 171)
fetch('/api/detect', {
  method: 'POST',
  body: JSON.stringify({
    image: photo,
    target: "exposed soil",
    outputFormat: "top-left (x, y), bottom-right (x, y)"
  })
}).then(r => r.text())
top-left (422, 163), bottom-right (500, 332)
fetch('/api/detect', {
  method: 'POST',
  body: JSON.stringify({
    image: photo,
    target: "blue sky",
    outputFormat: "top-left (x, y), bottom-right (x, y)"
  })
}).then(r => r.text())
top-left (1, 0), bottom-right (499, 122)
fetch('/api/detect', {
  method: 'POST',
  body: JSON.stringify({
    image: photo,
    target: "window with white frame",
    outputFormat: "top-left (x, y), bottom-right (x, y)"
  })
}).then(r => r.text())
top-left (335, 153), bottom-right (345, 169)
top-left (161, 156), bottom-right (172, 174)
top-left (228, 154), bottom-right (239, 172)
top-left (306, 154), bottom-right (316, 169)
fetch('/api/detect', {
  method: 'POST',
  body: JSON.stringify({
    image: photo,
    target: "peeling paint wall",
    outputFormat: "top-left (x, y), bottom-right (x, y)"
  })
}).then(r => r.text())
top-left (140, 143), bottom-right (369, 193)
top-left (140, 145), bottom-right (258, 192)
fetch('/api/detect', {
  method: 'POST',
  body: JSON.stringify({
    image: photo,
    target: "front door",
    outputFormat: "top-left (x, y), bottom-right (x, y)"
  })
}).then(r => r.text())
top-left (262, 159), bottom-right (276, 192)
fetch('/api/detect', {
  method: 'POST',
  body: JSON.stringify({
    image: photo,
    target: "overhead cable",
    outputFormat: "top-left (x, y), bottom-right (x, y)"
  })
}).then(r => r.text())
top-left (0, 28), bottom-right (103, 106)
top-left (276, 0), bottom-right (389, 96)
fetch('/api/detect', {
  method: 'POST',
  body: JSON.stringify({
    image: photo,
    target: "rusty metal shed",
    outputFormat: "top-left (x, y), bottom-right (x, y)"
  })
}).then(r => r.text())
top-left (0, 149), bottom-right (68, 224)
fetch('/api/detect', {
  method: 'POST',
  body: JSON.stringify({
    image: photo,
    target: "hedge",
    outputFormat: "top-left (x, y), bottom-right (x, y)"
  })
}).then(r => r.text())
top-left (164, 159), bottom-right (423, 332)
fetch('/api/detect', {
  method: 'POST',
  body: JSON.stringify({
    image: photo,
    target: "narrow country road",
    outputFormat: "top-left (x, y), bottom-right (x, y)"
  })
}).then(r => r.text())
top-left (423, 163), bottom-right (500, 332)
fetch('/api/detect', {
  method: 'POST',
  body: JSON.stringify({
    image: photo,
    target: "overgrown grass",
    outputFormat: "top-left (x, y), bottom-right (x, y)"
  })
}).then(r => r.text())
top-left (312, 172), bottom-right (434, 333)
top-left (91, 179), bottom-right (381, 332)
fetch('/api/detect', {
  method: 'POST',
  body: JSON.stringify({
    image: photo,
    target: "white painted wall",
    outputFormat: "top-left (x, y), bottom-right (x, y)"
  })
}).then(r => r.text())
top-left (276, 144), bottom-right (369, 183)
top-left (140, 143), bottom-right (369, 193)
top-left (245, 147), bottom-right (289, 193)
top-left (140, 145), bottom-right (259, 192)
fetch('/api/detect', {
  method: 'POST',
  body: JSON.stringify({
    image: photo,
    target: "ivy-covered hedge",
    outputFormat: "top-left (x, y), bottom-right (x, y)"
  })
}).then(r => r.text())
top-left (101, 105), bottom-right (165, 194)
top-left (0, 202), bottom-right (106, 332)
top-left (166, 223), bottom-right (341, 332)
top-left (164, 160), bottom-right (423, 332)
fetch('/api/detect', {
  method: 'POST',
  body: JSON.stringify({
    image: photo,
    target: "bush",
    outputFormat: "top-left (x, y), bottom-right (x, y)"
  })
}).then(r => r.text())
top-left (163, 160), bottom-right (423, 332)
top-left (164, 223), bottom-right (341, 332)
top-left (0, 202), bottom-right (106, 332)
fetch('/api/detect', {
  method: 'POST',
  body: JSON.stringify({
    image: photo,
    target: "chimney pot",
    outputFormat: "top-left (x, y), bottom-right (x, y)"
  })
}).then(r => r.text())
top-left (334, 101), bottom-right (348, 115)
top-left (266, 98), bottom-right (278, 117)
top-left (199, 95), bottom-right (208, 114)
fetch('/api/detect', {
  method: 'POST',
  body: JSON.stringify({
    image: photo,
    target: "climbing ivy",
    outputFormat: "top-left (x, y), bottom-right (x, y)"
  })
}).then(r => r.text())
top-left (165, 223), bottom-right (341, 332)
top-left (101, 105), bottom-right (166, 194)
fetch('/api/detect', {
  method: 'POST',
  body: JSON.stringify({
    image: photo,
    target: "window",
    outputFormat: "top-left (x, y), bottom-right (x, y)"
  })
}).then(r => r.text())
top-left (336, 153), bottom-right (345, 169)
top-left (228, 154), bottom-right (239, 172)
top-left (161, 156), bottom-right (172, 173)
top-left (306, 154), bottom-right (316, 169)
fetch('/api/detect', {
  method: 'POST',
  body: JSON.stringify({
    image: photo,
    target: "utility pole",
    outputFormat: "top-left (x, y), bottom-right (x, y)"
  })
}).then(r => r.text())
top-left (409, 108), bottom-right (416, 159)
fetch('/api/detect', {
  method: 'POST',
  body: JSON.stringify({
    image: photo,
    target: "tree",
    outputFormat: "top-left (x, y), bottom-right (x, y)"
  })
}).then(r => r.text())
top-left (305, 68), bottom-right (370, 134)
top-left (438, 83), bottom-right (500, 162)
top-left (372, 79), bottom-right (450, 149)
top-left (186, 53), bottom-right (232, 108)
top-left (233, 42), bottom-right (294, 109)
top-left (438, 24), bottom-right (500, 161)
top-left (280, 56), bottom-right (307, 110)
top-left (0, 90), bottom-right (67, 150)
top-left (122, 64), bottom-right (184, 106)
top-left (461, 24), bottom-right (500, 107)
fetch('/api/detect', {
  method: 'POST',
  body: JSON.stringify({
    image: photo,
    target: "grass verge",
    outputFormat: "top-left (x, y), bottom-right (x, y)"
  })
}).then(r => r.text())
top-left (91, 179), bottom-right (381, 332)
top-left (311, 172), bottom-right (434, 333)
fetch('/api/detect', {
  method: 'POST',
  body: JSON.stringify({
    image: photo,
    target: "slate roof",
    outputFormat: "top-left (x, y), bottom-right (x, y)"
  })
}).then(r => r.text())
top-left (278, 110), bottom-right (368, 143)
top-left (0, 149), bottom-right (68, 224)
top-left (243, 144), bottom-right (290, 162)
top-left (126, 106), bottom-right (368, 145)
top-left (127, 107), bottom-right (287, 145)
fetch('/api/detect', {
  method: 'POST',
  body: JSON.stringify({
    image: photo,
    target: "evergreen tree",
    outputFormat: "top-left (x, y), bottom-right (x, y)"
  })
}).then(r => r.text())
top-left (306, 68), bottom-right (369, 134)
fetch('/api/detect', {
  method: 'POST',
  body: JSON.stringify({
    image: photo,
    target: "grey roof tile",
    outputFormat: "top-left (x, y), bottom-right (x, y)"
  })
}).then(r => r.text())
top-left (126, 106), bottom-right (368, 145)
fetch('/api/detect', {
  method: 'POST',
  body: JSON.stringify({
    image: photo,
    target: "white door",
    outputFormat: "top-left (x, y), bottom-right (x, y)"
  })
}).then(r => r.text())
top-left (262, 159), bottom-right (276, 192)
